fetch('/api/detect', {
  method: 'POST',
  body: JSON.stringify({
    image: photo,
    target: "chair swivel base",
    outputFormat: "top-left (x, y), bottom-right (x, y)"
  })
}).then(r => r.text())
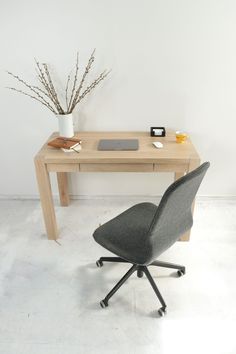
top-left (96, 256), bottom-right (185, 316)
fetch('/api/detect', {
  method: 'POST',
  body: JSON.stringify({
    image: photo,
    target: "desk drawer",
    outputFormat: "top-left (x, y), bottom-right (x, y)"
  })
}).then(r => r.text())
top-left (47, 163), bottom-right (80, 172)
top-left (154, 163), bottom-right (188, 172)
top-left (79, 163), bottom-right (153, 172)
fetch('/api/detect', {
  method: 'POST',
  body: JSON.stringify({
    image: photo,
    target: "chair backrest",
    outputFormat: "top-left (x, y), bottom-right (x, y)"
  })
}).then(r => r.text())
top-left (148, 162), bottom-right (210, 261)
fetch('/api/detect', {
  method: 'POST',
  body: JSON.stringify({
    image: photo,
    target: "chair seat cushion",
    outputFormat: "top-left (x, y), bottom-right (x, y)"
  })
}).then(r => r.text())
top-left (93, 202), bottom-right (157, 265)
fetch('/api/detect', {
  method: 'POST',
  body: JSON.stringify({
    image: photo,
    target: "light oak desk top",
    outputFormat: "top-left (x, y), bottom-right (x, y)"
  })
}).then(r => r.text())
top-left (34, 130), bottom-right (200, 241)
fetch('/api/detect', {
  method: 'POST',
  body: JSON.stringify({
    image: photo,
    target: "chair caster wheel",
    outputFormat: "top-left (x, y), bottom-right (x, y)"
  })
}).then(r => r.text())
top-left (137, 270), bottom-right (143, 278)
top-left (177, 269), bottom-right (185, 277)
top-left (100, 299), bottom-right (108, 308)
top-left (96, 260), bottom-right (103, 267)
top-left (158, 307), bottom-right (166, 317)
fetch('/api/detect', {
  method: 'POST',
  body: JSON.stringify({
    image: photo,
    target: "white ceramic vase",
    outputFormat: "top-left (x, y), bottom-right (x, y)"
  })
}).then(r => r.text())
top-left (56, 113), bottom-right (74, 138)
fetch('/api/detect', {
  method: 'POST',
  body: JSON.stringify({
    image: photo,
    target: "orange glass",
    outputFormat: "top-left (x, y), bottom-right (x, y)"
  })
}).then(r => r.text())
top-left (176, 131), bottom-right (187, 143)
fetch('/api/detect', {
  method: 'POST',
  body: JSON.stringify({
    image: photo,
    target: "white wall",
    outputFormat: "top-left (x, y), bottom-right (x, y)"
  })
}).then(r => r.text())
top-left (1, 0), bottom-right (236, 197)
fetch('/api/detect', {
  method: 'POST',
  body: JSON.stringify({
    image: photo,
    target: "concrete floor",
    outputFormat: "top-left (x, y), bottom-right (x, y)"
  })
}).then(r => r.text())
top-left (0, 198), bottom-right (235, 354)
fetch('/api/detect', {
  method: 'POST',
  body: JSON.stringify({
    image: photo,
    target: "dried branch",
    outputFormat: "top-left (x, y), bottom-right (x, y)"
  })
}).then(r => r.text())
top-left (69, 49), bottom-right (95, 112)
top-left (34, 60), bottom-right (62, 114)
top-left (6, 87), bottom-right (57, 113)
top-left (6, 71), bottom-right (57, 113)
top-left (31, 85), bottom-right (64, 113)
top-left (35, 60), bottom-right (55, 98)
top-left (7, 51), bottom-right (109, 115)
top-left (68, 52), bottom-right (79, 111)
top-left (37, 74), bottom-right (60, 109)
top-left (32, 85), bottom-right (51, 98)
top-left (65, 73), bottom-right (71, 110)
top-left (42, 63), bottom-right (64, 114)
top-left (74, 70), bottom-right (110, 107)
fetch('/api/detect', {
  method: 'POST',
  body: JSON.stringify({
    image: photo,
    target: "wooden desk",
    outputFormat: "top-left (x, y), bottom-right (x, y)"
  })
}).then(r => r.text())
top-left (34, 131), bottom-right (200, 241)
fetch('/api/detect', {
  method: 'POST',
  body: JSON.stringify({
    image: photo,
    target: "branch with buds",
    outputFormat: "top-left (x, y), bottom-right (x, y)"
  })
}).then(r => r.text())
top-left (6, 50), bottom-right (110, 115)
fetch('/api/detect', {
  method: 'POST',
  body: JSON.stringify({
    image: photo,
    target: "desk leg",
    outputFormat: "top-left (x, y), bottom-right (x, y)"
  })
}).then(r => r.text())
top-left (57, 172), bottom-right (70, 206)
top-left (178, 158), bottom-right (201, 241)
top-left (174, 172), bottom-right (185, 181)
top-left (34, 157), bottom-right (58, 240)
top-left (175, 172), bottom-right (187, 241)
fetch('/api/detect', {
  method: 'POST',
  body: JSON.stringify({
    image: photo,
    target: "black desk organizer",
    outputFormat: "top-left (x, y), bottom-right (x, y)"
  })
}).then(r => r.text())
top-left (150, 127), bottom-right (166, 137)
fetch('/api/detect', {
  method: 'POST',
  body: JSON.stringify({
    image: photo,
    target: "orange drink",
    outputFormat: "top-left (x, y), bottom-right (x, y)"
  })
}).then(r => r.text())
top-left (176, 131), bottom-right (187, 143)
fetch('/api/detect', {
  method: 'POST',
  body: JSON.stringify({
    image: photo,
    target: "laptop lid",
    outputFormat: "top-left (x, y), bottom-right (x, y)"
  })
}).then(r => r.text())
top-left (98, 139), bottom-right (139, 151)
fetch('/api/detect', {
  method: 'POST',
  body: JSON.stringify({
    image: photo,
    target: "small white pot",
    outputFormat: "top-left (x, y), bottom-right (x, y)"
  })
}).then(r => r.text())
top-left (56, 113), bottom-right (74, 138)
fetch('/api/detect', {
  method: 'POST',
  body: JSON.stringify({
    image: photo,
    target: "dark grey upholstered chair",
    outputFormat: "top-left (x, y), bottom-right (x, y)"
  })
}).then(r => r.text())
top-left (93, 162), bottom-right (210, 316)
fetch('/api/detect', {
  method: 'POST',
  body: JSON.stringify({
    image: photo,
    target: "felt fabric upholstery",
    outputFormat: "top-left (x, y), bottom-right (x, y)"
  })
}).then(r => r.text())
top-left (93, 162), bottom-right (210, 265)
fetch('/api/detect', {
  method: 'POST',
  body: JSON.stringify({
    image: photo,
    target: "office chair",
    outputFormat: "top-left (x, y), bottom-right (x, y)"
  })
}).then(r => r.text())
top-left (93, 162), bottom-right (210, 316)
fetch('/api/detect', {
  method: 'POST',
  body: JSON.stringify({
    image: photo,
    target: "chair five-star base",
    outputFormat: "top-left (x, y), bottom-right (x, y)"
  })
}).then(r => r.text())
top-left (96, 256), bottom-right (185, 317)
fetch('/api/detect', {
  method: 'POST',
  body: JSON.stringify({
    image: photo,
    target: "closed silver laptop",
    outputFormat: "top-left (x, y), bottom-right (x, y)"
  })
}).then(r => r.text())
top-left (98, 139), bottom-right (139, 151)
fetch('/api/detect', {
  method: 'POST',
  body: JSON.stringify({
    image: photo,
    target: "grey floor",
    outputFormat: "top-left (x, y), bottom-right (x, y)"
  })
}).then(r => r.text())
top-left (0, 198), bottom-right (235, 354)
